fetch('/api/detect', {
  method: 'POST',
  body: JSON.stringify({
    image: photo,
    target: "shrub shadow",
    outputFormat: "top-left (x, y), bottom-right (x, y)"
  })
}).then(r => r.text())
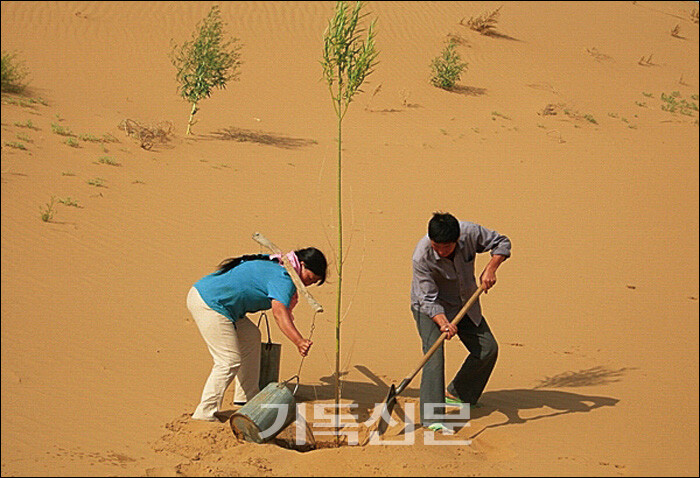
top-left (482, 30), bottom-right (522, 42)
top-left (206, 127), bottom-right (318, 150)
top-left (534, 366), bottom-right (636, 389)
top-left (449, 85), bottom-right (488, 96)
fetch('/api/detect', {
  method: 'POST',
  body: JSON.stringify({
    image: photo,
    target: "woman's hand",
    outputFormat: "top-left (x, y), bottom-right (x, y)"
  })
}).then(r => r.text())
top-left (296, 339), bottom-right (313, 357)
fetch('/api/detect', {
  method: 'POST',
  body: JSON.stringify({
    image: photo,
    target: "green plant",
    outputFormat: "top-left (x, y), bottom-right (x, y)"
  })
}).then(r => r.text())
top-left (64, 137), bottom-right (80, 148)
top-left (16, 132), bottom-right (32, 143)
top-left (87, 177), bottom-right (106, 187)
top-left (321, 0), bottom-right (378, 439)
top-left (170, 5), bottom-right (242, 135)
top-left (57, 197), bottom-right (81, 207)
top-left (491, 111), bottom-right (511, 120)
top-left (51, 122), bottom-right (73, 136)
top-left (642, 92), bottom-right (653, 98)
top-left (4, 141), bottom-right (27, 150)
top-left (1, 51), bottom-right (29, 93)
top-left (661, 91), bottom-right (698, 116)
top-left (429, 41), bottom-right (467, 90)
top-left (79, 133), bottom-right (101, 142)
top-left (40, 197), bottom-right (56, 222)
top-left (61, 171), bottom-right (76, 176)
top-left (97, 156), bottom-right (120, 166)
top-left (14, 119), bottom-right (38, 129)
top-left (583, 114), bottom-right (597, 124)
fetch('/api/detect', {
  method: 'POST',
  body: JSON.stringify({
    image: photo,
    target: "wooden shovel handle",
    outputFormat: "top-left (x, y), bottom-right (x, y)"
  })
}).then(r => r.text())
top-left (404, 285), bottom-right (485, 384)
top-left (252, 232), bottom-right (324, 313)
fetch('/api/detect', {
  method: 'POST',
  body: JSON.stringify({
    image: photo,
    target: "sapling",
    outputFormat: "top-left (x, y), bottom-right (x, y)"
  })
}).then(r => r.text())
top-left (321, 0), bottom-right (378, 443)
top-left (170, 5), bottom-right (242, 135)
top-left (430, 40), bottom-right (467, 90)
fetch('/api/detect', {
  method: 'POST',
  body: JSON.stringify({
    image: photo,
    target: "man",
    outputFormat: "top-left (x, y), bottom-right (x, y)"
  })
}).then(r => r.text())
top-left (411, 212), bottom-right (511, 431)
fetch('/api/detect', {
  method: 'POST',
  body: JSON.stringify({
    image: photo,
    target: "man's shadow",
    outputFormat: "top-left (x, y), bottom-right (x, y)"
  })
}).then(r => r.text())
top-left (296, 364), bottom-right (621, 436)
top-left (466, 388), bottom-right (619, 439)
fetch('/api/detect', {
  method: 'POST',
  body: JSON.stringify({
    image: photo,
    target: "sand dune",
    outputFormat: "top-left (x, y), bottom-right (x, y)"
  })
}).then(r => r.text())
top-left (2, 1), bottom-right (698, 476)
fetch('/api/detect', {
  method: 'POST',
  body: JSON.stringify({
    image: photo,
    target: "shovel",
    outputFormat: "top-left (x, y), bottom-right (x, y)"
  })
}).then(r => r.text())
top-left (376, 284), bottom-right (486, 436)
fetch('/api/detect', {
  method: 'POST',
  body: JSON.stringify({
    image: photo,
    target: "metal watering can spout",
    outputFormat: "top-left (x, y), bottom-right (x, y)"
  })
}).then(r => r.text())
top-left (281, 374), bottom-right (300, 396)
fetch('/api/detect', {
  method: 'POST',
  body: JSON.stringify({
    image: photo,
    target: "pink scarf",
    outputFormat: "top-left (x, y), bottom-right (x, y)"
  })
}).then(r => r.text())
top-left (270, 251), bottom-right (301, 310)
top-left (270, 251), bottom-right (302, 277)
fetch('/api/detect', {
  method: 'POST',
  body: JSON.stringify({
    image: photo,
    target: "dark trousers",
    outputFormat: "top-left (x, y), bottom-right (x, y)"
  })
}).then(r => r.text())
top-left (412, 307), bottom-right (498, 426)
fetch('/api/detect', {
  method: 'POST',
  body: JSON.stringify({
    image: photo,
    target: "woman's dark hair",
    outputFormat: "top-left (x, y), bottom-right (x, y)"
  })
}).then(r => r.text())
top-left (215, 254), bottom-right (278, 275)
top-left (214, 248), bottom-right (328, 285)
top-left (428, 212), bottom-right (460, 243)
top-left (296, 247), bottom-right (328, 285)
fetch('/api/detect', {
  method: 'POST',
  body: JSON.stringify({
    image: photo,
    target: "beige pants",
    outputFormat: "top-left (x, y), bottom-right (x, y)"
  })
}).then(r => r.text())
top-left (187, 286), bottom-right (261, 420)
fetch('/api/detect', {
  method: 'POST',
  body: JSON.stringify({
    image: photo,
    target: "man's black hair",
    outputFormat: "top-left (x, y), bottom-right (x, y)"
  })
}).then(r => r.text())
top-left (428, 212), bottom-right (460, 243)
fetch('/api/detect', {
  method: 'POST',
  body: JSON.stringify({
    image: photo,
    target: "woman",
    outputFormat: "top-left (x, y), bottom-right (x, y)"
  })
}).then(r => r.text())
top-left (187, 247), bottom-right (327, 422)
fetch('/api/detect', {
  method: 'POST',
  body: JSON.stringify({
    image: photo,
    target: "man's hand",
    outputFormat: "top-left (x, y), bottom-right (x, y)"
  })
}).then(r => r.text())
top-left (439, 321), bottom-right (458, 340)
top-left (433, 314), bottom-right (457, 340)
top-left (479, 254), bottom-right (507, 293)
top-left (479, 268), bottom-right (497, 292)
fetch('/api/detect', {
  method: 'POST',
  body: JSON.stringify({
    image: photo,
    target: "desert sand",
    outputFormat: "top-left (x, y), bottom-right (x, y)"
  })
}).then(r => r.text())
top-left (2, 1), bottom-right (698, 476)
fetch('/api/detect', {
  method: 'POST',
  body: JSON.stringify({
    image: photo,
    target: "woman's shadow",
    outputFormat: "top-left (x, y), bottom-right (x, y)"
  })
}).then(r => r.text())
top-left (296, 364), bottom-right (622, 436)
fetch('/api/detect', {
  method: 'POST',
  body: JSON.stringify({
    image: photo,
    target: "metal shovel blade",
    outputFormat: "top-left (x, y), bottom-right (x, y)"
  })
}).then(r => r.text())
top-left (376, 377), bottom-right (411, 436)
top-left (376, 384), bottom-right (397, 436)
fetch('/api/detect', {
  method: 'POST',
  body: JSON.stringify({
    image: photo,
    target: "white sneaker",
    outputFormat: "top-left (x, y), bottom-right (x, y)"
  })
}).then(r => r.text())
top-left (191, 412), bottom-right (217, 422)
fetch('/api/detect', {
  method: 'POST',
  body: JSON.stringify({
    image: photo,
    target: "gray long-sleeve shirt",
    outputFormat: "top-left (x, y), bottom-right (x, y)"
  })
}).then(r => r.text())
top-left (410, 221), bottom-right (511, 326)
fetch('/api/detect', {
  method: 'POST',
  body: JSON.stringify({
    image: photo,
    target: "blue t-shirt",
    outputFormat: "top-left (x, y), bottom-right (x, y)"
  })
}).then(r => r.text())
top-left (193, 259), bottom-right (297, 323)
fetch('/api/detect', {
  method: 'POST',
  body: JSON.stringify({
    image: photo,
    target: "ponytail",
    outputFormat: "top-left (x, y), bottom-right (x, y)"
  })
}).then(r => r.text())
top-left (214, 254), bottom-right (279, 275)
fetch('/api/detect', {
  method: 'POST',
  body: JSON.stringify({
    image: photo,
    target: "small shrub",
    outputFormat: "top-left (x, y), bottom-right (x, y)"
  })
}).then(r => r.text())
top-left (40, 197), bottom-right (56, 222)
top-left (79, 133), bottom-right (102, 143)
top-left (118, 119), bottom-right (173, 150)
top-left (64, 137), bottom-right (80, 148)
top-left (57, 197), bottom-right (81, 208)
top-left (51, 122), bottom-right (74, 136)
top-left (461, 6), bottom-right (501, 34)
top-left (491, 111), bottom-right (511, 120)
top-left (4, 141), bottom-right (27, 150)
top-left (14, 119), bottom-right (39, 129)
top-left (429, 41), bottom-right (467, 90)
top-left (1, 51), bottom-right (29, 93)
top-left (87, 177), bottom-right (106, 187)
top-left (97, 156), bottom-right (120, 166)
top-left (16, 132), bottom-right (32, 143)
top-left (170, 5), bottom-right (242, 135)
